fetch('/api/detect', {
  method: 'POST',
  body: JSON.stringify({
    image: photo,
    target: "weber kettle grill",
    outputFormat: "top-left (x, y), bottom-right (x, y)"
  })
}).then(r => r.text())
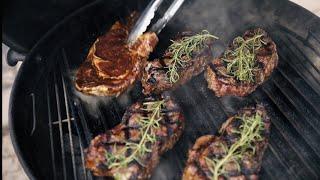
top-left (3, 0), bottom-right (320, 179)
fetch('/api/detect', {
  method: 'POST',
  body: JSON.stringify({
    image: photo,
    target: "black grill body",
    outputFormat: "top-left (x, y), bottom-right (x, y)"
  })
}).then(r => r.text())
top-left (8, 0), bottom-right (320, 179)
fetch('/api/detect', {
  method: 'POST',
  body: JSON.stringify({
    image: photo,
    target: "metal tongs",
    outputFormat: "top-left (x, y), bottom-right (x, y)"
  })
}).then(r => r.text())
top-left (127, 0), bottom-right (185, 44)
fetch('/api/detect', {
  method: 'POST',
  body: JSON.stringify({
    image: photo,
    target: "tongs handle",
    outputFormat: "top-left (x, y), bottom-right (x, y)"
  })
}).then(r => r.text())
top-left (150, 0), bottom-right (185, 34)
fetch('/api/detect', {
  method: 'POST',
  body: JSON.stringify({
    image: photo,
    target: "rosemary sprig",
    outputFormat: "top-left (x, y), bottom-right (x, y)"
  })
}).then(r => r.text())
top-left (166, 30), bottom-right (218, 83)
top-left (104, 100), bottom-right (165, 170)
top-left (222, 30), bottom-right (266, 82)
top-left (206, 113), bottom-right (265, 180)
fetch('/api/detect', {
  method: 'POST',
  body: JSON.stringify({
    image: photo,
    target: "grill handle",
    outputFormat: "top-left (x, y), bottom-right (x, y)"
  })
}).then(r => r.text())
top-left (7, 49), bottom-right (26, 66)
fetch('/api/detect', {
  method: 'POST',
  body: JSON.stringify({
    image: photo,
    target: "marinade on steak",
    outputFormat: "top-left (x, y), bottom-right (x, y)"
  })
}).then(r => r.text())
top-left (85, 94), bottom-right (184, 179)
top-left (183, 104), bottom-right (270, 180)
top-left (206, 28), bottom-right (278, 97)
top-left (75, 13), bottom-right (158, 96)
top-left (142, 32), bottom-right (214, 95)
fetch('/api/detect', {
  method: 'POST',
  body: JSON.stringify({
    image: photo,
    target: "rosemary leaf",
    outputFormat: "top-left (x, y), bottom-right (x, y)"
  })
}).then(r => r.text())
top-left (206, 112), bottom-right (265, 180)
top-left (104, 100), bottom-right (165, 170)
top-left (222, 30), bottom-right (265, 82)
top-left (167, 30), bottom-right (218, 83)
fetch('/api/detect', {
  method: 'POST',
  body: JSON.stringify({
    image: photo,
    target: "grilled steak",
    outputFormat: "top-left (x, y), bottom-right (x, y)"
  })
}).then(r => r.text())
top-left (85, 94), bottom-right (184, 179)
top-left (142, 31), bottom-right (215, 95)
top-left (206, 28), bottom-right (278, 97)
top-left (75, 13), bottom-right (158, 96)
top-left (183, 104), bottom-right (270, 180)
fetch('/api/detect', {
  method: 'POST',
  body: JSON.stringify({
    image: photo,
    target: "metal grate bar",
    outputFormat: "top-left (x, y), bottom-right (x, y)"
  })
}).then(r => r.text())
top-left (268, 122), bottom-right (317, 178)
top-left (61, 48), bottom-right (92, 145)
top-left (68, 98), bottom-right (93, 180)
top-left (276, 64), bottom-right (320, 108)
top-left (275, 30), bottom-right (319, 69)
top-left (60, 68), bottom-right (78, 180)
top-left (276, 24), bottom-right (320, 56)
top-left (97, 106), bottom-right (110, 132)
top-left (174, 84), bottom-right (225, 172)
top-left (79, 141), bottom-right (87, 180)
top-left (182, 85), bottom-right (214, 137)
top-left (261, 148), bottom-right (291, 180)
top-left (253, 94), bottom-right (318, 178)
top-left (30, 93), bottom-right (36, 135)
top-left (171, 147), bottom-right (184, 173)
top-left (270, 74), bottom-right (320, 129)
top-left (308, 30), bottom-right (320, 44)
top-left (276, 38), bottom-right (320, 89)
top-left (277, 44), bottom-right (320, 88)
top-left (173, 90), bottom-right (205, 140)
top-left (267, 143), bottom-right (300, 179)
top-left (183, 84), bottom-right (219, 131)
top-left (272, 68), bottom-right (320, 114)
top-left (283, 34), bottom-right (320, 73)
top-left (261, 83), bottom-right (320, 156)
top-left (107, 101), bottom-right (124, 128)
top-left (277, 51), bottom-right (320, 94)
top-left (191, 84), bottom-right (223, 129)
top-left (277, 51), bottom-right (320, 96)
top-left (213, 96), bottom-right (231, 117)
top-left (52, 118), bottom-right (75, 125)
top-left (110, 100), bottom-right (123, 121)
top-left (61, 49), bottom-right (93, 179)
top-left (69, 100), bottom-right (92, 180)
top-left (74, 101), bottom-right (93, 144)
top-left (189, 80), bottom-right (231, 117)
top-left (53, 71), bottom-right (68, 180)
top-left (47, 84), bottom-right (57, 180)
top-left (191, 82), bottom-right (229, 121)
top-left (259, 168), bottom-right (272, 180)
top-left (253, 90), bottom-right (320, 175)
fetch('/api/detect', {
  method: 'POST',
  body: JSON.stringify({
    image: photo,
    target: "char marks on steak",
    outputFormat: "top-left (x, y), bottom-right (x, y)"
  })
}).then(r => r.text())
top-left (75, 13), bottom-right (158, 96)
top-left (206, 28), bottom-right (278, 97)
top-left (85, 94), bottom-right (184, 179)
top-left (142, 32), bottom-right (213, 95)
top-left (183, 104), bottom-right (270, 180)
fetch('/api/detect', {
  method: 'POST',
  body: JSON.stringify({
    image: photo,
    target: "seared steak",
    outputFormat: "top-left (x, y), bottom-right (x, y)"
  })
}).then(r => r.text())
top-left (142, 31), bottom-right (215, 95)
top-left (85, 94), bottom-right (184, 179)
top-left (206, 28), bottom-right (278, 97)
top-left (75, 13), bottom-right (158, 96)
top-left (183, 104), bottom-right (270, 180)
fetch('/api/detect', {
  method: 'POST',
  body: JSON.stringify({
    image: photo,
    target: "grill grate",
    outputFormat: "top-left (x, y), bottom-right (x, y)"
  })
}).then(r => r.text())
top-left (45, 54), bottom-right (92, 180)
top-left (41, 26), bottom-right (320, 180)
top-left (46, 87), bottom-right (57, 180)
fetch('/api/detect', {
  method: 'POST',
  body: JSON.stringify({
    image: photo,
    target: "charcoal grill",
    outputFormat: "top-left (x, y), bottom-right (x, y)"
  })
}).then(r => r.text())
top-left (4, 0), bottom-right (320, 179)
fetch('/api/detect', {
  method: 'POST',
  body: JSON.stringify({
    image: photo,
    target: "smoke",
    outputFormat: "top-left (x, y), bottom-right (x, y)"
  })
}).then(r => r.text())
top-left (163, 0), bottom-right (278, 43)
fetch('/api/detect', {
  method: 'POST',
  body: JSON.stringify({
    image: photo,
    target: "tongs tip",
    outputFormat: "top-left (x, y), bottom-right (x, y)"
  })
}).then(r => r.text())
top-left (127, 0), bottom-right (185, 44)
